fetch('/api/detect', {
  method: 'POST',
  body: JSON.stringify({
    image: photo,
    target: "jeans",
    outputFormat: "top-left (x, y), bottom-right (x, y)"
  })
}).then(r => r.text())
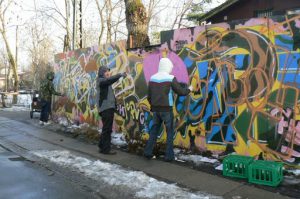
top-left (40, 99), bottom-right (51, 122)
top-left (144, 111), bottom-right (174, 160)
top-left (99, 108), bottom-right (114, 153)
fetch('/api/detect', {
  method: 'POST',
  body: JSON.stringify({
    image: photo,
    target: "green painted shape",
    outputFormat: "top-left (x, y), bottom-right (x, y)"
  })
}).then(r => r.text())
top-left (256, 112), bottom-right (278, 150)
top-left (234, 109), bottom-right (252, 142)
top-left (283, 88), bottom-right (296, 108)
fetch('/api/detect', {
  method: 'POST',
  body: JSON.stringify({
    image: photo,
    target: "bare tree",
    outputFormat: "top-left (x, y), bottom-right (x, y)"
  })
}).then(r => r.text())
top-left (39, 0), bottom-right (72, 51)
top-left (171, 0), bottom-right (213, 29)
top-left (144, 0), bottom-right (171, 32)
top-left (94, 0), bottom-right (107, 45)
top-left (94, 0), bottom-right (125, 44)
top-left (106, 0), bottom-right (113, 43)
top-left (170, 0), bottom-right (194, 29)
top-left (0, 0), bottom-right (19, 102)
top-left (20, 0), bottom-right (55, 90)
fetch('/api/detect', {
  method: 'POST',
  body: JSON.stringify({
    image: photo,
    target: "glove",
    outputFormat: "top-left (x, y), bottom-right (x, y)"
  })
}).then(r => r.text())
top-left (188, 85), bottom-right (193, 92)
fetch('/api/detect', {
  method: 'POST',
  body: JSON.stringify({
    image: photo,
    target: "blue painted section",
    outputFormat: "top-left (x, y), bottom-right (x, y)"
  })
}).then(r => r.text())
top-left (234, 54), bottom-right (250, 70)
top-left (176, 96), bottom-right (186, 112)
top-left (277, 73), bottom-right (300, 85)
top-left (207, 106), bottom-right (235, 143)
top-left (278, 53), bottom-right (300, 70)
top-left (275, 35), bottom-right (293, 51)
top-left (189, 98), bottom-right (203, 116)
top-left (277, 52), bottom-right (300, 87)
top-left (197, 61), bottom-right (208, 79)
top-left (184, 56), bottom-right (194, 68)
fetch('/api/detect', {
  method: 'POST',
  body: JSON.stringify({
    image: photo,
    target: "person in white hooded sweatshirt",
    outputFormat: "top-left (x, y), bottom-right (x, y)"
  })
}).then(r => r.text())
top-left (144, 57), bottom-right (193, 161)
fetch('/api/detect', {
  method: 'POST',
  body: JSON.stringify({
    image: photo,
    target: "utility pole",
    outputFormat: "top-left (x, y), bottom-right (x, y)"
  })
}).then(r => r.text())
top-left (15, 25), bottom-right (18, 73)
top-left (72, 0), bottom-right (83, 50)
top-left (72, 0), bottom-right (76, 50)
top-left (79, 0), bottom-right (82, 48)
top-left (5, 59), bottom-right (7, 92)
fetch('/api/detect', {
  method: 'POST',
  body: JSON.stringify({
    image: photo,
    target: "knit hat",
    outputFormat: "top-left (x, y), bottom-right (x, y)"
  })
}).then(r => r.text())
top-left (158, 58), bottom-right (173, 74)
top-left (98, 66), bottom-right (110, 78)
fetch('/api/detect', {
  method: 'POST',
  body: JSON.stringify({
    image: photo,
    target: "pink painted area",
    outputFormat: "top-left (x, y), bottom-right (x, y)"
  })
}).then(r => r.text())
top-left (295, 18), bottom-right (300, 28)
top-left (170, 28), bottom-right (193, 52)
top-left (143, 51), bottom-right (189, 84)
top-left (241, 18), bottom-right (269, 26)
top-left (281, 145), bottom-right (300, 157)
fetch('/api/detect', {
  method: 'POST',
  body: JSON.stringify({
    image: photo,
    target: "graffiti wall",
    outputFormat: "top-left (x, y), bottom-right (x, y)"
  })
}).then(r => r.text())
top-left (53, 14), bottom-right (300, 165)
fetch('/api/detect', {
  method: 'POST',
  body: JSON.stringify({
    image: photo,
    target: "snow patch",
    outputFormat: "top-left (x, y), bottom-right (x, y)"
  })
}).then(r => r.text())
top-left (215, 164), bottom-right (223, 171)
top-left (111, 132), bottom-right (127, 147)
top-left (0, 105), bottom-right (30, 112)
top-left (286, 169), bottom-right (300, 176)
top-left (32, 150), bottom-right (222, 199)
top-left (177, 154), bottom-right (219, 164)
top-left (58, 117), bottom-right (69, 127)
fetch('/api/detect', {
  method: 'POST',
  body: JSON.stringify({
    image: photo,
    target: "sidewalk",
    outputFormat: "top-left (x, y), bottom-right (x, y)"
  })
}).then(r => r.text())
top-left (0, 116), bottom-right (291, 199)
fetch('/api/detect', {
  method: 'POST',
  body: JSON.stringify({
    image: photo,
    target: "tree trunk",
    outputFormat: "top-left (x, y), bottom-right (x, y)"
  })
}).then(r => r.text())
top-left (124, 0), bottom-right (150, 48)
top-left (1, 30), bottom-right (18, 103)
top-left (95, 0), bottom-right (107, 45)
top-left (64, 0), bottom-right (71, 51)
top-left (106, 0), bottom-right (112, 43)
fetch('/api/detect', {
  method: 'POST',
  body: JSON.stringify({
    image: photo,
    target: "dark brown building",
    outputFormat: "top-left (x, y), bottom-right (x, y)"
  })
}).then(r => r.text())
top-left (192, 0), bottom-right (300, 24)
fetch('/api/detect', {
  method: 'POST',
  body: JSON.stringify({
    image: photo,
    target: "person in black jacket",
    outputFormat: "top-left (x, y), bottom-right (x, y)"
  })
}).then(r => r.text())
top-left (144, 58), bottom-right (193, 161)
top-left (97, 66), bottom-right (126, 155)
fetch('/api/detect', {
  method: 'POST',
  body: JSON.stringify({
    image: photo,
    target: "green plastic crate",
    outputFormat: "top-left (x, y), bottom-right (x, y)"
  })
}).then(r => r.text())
top-left (223, 155), bottom-right (254, 178)
top-left (248, 160), bottom-right (283, 187)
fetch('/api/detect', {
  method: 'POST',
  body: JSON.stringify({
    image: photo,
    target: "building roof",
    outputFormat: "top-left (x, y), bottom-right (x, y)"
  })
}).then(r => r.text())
top-left (188, 0), bottom-right (240, 22)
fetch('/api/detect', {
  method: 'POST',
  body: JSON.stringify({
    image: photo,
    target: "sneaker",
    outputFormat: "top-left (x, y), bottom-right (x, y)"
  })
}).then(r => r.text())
top-left (39, 121), bottom-right (44, 125)
top-left (144, 154), bottom-right (156, 160)
top-left (44, 121), bottom-right (51, 125)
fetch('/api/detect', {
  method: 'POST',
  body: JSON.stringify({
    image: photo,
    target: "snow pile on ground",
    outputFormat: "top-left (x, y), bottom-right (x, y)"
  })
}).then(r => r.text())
top-left (57, 117), bottom-right (70, 127)
top-left (0, 93), bottom-right (32, 110)
top-left (17, 94), bottom-right (32, 107)
top-left (286, 169), bottom-right (300, 176)
top-left (32, 150), bottom-right (222, 199)
top-left (214, 164), bottom-right (223, 171)
top-left (177, 154), bottom-right (219, 164)
top-left (111, 132), bottom-right (127, 147)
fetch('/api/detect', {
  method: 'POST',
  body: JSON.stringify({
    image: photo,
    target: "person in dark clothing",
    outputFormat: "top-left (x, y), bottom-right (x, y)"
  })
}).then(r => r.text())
top-left (144, 58), bottom-right (193, 161)
top-left (39, 71), bottom-right (62, 125)
top-left (97, 66), bottom-right (126, 155)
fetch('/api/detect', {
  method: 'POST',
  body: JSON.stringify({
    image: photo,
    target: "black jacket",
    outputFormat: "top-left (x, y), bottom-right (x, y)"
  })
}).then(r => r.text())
top-left (148, 72), bottom-right (190, 112)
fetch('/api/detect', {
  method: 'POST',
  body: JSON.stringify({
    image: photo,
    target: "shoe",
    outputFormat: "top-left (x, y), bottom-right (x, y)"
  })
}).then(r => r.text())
top-left (144, 154), bottom-right (156, 160)
top-left (44, 121), bottom-right (51, 125)
top-left (39, 121), bottom-right (44, 125)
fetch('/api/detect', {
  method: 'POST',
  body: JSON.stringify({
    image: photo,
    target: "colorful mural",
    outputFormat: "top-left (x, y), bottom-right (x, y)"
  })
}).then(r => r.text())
top-left (53, 14), bottom-right (300, 165)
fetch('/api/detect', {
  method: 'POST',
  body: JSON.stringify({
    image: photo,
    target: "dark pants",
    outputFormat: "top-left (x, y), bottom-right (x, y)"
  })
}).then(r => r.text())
top-left (144, 111), bottom-right (174, 160)
top-left (40, 99), bottom-right (51, 122)
top-left (99, 108), bottom-right (115, 153)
